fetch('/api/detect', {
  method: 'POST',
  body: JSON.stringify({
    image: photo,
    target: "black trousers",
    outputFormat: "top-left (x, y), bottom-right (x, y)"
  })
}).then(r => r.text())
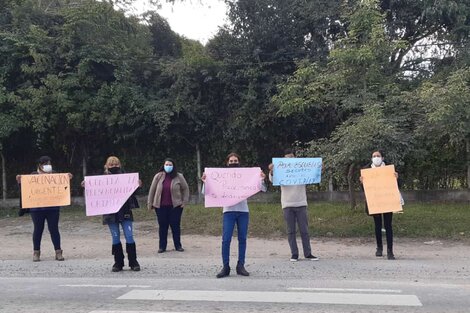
top-left (31, 209), bottom-right (61, 251)
top-left (155, 206), bottom-right (183, 250)
top-left (372, 212), bottom-right (393, 250)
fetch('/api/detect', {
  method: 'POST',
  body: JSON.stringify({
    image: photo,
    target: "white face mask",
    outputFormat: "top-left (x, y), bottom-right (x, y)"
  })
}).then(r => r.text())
top-left (372, 157), bottom-right (383, 167)
top-left (42, 164), bottom-right (53, 173)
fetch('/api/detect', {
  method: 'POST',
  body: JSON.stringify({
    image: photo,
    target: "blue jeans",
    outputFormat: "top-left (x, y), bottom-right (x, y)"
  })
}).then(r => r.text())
top-left (108, 220), bottom-right (135, 245)
top-left (222, 211), bottom-right (249, 266)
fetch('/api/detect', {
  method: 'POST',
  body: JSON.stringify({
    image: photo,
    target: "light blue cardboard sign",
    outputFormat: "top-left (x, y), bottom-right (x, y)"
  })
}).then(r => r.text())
top-left (272, 157), bottom-right (322, 186)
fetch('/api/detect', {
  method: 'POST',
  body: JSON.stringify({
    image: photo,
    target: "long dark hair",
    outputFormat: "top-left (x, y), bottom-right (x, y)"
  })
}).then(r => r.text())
top-left (158, 157), bottom-right (178, 178)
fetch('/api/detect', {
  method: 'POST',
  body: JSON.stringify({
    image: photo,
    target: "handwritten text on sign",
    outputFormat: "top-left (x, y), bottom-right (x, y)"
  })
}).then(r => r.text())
top-left (204, 167), bottom-right (262, 207)
top-left (272, 157), bottom-right (322, 186)
top-left (84, 173), bottom-right (139, 216)
top-left (361, 165), bottom-right (403, 214)
top-left (21, 174), bottom-right (71, 209)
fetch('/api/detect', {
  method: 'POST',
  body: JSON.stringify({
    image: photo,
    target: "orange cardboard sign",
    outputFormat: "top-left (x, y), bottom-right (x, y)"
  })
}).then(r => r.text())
top-left (20, 173), bottom-right (71, 209)
top-left (361, 165), bottom-right (402, 214)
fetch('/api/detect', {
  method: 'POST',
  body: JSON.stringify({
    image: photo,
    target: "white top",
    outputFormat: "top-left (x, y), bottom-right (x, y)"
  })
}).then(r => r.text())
top-left (223, 199), bottom-right (249, 213)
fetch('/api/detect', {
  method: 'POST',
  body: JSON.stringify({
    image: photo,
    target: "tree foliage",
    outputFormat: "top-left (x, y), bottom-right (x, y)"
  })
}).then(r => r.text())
top-left (0, 0), bottom-right (469, 199)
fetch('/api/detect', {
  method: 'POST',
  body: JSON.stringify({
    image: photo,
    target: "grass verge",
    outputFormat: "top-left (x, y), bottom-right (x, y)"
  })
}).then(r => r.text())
top-left (1, 202), bottom-right (470, 240)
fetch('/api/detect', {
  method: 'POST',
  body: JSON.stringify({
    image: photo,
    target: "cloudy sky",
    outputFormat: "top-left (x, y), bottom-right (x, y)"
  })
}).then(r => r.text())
top-left (129, 0), bottom-right (228, 44)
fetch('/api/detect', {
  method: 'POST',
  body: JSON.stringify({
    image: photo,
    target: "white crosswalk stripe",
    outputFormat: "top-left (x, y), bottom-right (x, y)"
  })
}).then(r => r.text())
top-left (89, 310), bottom-right (191, 313)
top-left (287, 287), bottom-right (403, 293)
top-left (117, 289), bottom-right (422, 306)
top-left (61, 284), bottom-right (151, 288)
top-left (90, 311), bottom-right (192, 313)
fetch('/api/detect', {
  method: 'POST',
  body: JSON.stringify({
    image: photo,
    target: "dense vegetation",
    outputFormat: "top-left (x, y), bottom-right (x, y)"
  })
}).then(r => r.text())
top-left (0, 0), bottom-right (469, 200)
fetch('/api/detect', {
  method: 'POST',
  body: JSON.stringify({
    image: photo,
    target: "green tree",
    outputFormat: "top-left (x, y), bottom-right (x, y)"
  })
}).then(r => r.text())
top-left (274, 0), bottom-right (414, 207)
top-left (13, 0), bottom-right (158, 178)
top-left (416, 67), bottom-right (470, 188)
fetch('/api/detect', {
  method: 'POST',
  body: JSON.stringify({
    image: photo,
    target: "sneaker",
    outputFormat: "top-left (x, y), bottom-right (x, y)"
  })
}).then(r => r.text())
top-left (305, 254), bottom-right (319, 261)
top-left (290, 254), bottom-right (299, 262)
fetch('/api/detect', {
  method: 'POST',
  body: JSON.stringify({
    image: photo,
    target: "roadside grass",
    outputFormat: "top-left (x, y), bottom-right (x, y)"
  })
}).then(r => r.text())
top-left (2, 202), bottom-right (470, 240)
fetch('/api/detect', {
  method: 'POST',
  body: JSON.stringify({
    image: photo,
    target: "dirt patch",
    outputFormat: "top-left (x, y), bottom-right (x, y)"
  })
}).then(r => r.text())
top-left (1, 215), bottom-right (469, 261)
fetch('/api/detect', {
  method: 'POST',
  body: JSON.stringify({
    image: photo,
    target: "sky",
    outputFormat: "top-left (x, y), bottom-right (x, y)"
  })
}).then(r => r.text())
top-left (128, 0), bottom-right (229, 44)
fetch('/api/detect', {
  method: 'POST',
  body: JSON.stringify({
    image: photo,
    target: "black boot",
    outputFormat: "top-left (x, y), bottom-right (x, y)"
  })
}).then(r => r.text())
top-left (126, 243), bottom-right (140, 271)
top-left (387, 248), bottom-right (395, 260)
top-left (112, 243), bottom-right (125, 272)
top-left (236, 262), bottom-right (250, 276)
top-left (216, 265), bottom-right (230, 278)
top-left (375, 246), bottom-right (383, 257)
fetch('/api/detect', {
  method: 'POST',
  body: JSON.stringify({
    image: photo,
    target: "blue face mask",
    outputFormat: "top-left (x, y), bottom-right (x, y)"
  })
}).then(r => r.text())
top-left (164, 165), bottom-right (173, 173)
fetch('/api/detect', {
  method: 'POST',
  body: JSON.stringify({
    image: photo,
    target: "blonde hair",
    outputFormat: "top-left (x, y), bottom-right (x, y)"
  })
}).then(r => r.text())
top-left (104, 156), bottom-right (121, 173)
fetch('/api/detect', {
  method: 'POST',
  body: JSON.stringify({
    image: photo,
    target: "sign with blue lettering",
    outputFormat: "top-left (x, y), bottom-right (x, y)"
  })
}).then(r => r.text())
top-left (272, 158), bottom-right (322, 186)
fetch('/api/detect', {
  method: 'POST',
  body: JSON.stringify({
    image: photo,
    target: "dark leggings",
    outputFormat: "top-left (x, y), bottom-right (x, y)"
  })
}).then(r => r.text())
top-left (373, 212), bottom-right (393, 250)
top-left (31, 209), bottom-right (61, 251)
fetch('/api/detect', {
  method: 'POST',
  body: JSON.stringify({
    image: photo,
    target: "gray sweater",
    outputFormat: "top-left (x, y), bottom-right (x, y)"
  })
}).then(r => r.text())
top-left (269, 173), bottom-right (308, 209)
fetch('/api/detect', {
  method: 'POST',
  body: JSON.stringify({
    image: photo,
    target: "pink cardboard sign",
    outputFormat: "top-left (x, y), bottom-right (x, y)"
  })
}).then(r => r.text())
top-left (204, 167), bottom-right (262, 207)
top-left (84, 173), bottom-right (139, 216)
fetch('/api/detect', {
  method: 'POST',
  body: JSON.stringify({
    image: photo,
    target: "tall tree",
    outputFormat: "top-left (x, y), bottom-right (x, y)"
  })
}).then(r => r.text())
top-left (415, 67), bottom-right (470, 188)
top-left (274, 0), bottom-right (414, 207)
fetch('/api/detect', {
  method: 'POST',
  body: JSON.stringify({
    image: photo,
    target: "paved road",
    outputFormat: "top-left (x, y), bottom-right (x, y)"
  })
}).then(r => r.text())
top-left (1, 251), bottom-right (470, 313)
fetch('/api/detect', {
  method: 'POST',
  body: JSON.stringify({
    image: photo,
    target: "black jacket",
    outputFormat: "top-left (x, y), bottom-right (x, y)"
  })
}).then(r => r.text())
top-left (101, 170), bottom-right (140, 225)
top-left (102, 194), bottom-right (139, 225)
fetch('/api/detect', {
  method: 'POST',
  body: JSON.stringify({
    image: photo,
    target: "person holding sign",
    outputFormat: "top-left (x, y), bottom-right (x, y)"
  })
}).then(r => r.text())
top-left (100, 156), bottom-right (141, 272)
top-left (360, 150), bottom-right (400, 260)
top-left (16, 156), bottom-right (72, 262)
top-left (201, 152), bottom-right (267, 278)
top-left (268, 149), bottom-right (319, 262)
top-left (147, 158), bottom-right (190, 253)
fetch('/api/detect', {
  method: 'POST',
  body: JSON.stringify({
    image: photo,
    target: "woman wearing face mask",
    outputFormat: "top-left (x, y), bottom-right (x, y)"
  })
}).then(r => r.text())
top-left (360, 150), bottom-right (398, 260)
top-left (101, 156), bottom-right (141, 272)
top-left (147, 158), bottom-right (190, 253)
top-left (201, 152), bottom-right (267, 278)
top-left (16, 156), bottom-right (72, 262)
